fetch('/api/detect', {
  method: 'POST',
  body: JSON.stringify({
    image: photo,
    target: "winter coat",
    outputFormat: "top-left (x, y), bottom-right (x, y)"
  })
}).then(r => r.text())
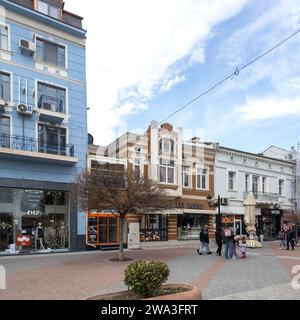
top-left (199, 230), bottom-right (209, 243)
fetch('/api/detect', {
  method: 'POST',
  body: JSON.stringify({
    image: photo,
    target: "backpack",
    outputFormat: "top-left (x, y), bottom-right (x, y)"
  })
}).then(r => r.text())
top-left (224, 229), bottom-right (232, 237)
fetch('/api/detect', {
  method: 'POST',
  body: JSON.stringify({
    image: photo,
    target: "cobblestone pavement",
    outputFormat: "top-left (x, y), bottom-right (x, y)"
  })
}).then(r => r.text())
top-left (0, 242), bottom-right (299, 300)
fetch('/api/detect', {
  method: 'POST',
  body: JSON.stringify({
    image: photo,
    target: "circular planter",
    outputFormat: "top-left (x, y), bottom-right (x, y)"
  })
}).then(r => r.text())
top-left (87, 284), bottom-right (201, 301)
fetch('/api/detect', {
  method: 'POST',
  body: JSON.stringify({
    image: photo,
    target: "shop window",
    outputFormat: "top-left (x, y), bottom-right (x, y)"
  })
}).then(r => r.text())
top-left (177, 214), bottom-right (209, 240)
top-left (140, 215), bottom-right (168, 242)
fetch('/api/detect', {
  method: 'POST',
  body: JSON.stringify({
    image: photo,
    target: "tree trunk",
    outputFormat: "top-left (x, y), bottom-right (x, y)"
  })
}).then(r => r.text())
top-left (118, 216), bottom-right (124, 261)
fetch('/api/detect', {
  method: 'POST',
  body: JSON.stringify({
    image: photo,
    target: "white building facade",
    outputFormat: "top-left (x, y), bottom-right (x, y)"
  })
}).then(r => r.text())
top-left (215, 146), bottom-right (294, 240)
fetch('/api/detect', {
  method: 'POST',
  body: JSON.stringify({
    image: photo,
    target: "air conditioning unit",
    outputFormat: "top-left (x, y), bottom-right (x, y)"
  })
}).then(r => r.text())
top-left (221, 198), bottom-right (229, 206)
top-left (42, 102), bottom-right (54, 111)
top-left (17, 104), bottom-right (33, 116)
top-left (19, 39), bottom-right (36, 55)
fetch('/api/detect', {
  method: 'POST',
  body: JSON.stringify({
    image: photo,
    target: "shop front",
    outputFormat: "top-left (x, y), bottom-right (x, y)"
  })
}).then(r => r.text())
top-left (177, 214), bottom-right (209, 240)
top-left (0, 187), bottom-right (70, 255)
top-left (139, 214), bottom-right (168, 242)
top-left (87, 211), bottom-right (120, 248)
top-left (221, 215), bottom-right (246, 236)
top-left (257, 208), bottom-right (282, 241)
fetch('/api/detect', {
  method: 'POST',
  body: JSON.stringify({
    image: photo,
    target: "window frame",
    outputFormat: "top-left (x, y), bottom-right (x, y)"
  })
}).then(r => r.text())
top-left (0, 24), bottom-right (9, 52)
top-left (182, 166), bottom-right (191, 188)
top-left (159, 159), bottom-right (175, 184)
top-left (228, 171), bottom-right (237, 191)
top-left (37, 81), bottom-right (67, 114)
top-left (36, 0), bottom-right (62, 20)
top-left (279, 179), bottom-right (285, 196)
top-left (0, 71), bottom-right (12, 102)
top-left (245, 173), bottom-right (250, 192)
top-left (252, 175), bottom-right (260, 194)
top-left (196, 167), bottom-right (208, 190)
top-left (36, 37), bottom-right (66, 69)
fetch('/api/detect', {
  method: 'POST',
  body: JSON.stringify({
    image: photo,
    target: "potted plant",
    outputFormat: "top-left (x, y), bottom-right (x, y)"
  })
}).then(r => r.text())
top-left (87, 260), bottom-right (201, 300)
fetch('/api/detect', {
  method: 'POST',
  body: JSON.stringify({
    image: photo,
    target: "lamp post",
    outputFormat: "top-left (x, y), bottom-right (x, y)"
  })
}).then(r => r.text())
top-left (207, 195), bottom-right (222, 231)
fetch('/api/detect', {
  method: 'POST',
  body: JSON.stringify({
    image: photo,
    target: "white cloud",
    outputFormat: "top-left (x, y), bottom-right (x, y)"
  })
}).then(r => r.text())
top-left (236, 95), bottom-right (300, 121)
top-left (64, 0), bottom-right (248, 145)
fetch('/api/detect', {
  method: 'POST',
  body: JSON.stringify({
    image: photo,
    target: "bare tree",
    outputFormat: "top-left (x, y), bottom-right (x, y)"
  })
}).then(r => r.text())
top-left (73, 164), bottom-right (170, 261)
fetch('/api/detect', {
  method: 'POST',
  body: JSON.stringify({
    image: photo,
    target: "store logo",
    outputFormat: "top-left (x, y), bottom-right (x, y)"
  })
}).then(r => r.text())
top-left (0, 265), bottom-right (6, 290)
top-left (291, 265), bottom-right (300, 290)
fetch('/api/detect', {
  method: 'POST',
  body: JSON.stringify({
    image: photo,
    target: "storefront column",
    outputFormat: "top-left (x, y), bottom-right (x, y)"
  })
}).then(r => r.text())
top-left (167, 215), bottom-right (177, 240)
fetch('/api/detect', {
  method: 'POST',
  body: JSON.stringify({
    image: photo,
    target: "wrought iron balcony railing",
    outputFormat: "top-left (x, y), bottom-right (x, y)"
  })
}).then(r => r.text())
top-left (38, 95), bottom-right (65, 113)
top-left (243, 191), bottom-right (279, 202)
top-left (0, 134), bottom-right (74, 157)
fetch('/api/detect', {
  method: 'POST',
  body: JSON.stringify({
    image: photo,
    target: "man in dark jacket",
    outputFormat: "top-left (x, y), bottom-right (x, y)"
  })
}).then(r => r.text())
top-left (287, 228), bottom-right (296, 251)
top-left (215, 229), bottom-right (223, 256)
top-left (198, 225), bottom-right (212, 255)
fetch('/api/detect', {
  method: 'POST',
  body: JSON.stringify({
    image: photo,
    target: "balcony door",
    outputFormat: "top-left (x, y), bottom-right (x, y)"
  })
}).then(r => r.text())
top-left (0, 116), bottom-right (10, 148)
top-left (38, 124), bottom-right (66, 155)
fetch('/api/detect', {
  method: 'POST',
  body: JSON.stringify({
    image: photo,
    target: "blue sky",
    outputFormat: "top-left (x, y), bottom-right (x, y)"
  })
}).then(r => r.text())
top-left (66, 0), bottom-right (300, 153)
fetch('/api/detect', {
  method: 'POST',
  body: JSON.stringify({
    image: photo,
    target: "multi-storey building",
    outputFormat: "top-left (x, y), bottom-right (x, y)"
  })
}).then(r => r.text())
top-left (0, 0), bottom-right (87, 254)
top-left (215, 146), bottom-right (295, 240)
top-left (87, 121), bottom-right (217, 248)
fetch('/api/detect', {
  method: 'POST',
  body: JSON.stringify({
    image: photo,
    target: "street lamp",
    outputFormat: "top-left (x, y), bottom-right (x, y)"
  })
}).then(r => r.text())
top-left (207, 195), bottom-right (222, 231)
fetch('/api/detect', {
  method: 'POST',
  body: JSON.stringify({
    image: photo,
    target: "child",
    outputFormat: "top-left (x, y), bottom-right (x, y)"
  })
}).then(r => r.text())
top-left (240, 237), bottom-right (247, 258)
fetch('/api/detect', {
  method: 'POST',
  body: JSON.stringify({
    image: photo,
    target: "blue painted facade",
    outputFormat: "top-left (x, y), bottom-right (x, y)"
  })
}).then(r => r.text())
top-left (0, 0), bottom-right (87, 252)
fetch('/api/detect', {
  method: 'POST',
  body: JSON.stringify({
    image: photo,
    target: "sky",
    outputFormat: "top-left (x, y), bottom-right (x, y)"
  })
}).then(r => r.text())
top-left (65, 0), bottom-right (300, 153)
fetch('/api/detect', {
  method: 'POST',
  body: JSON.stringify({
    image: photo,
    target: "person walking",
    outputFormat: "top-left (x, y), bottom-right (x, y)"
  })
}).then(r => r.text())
top-left (198, 225), bottom-right (212, 255)
top-left (278, 228), bottom-right (286, 250)
top-left (215, 228), bottom-right (223, 256)
top-left (286, 228), bottom-right (292, 251)
top-left (290, 228), bottom-right (296, 251)
top-left (223, 227), bottom-right (234, 259)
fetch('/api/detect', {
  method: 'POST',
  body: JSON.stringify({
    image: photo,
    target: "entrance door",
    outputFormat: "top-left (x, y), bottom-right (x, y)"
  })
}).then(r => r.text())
top-left (234, 219), bottom-right (242, 236)
top-left (99, 217), bottom-right (119, 244)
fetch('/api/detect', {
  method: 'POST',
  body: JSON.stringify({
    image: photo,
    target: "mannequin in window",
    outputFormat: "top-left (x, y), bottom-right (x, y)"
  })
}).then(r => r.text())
top-left (0, 222), bottom-right (12, 251)
top-left (58, 222), bottom-right (67, 248)
top-left (35, 222), bottom-right (45, 251)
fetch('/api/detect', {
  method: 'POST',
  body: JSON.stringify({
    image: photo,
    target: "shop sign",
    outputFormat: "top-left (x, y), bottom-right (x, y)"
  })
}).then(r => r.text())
top-left (222, 216), bottom-right (234, 224)
top-left (271, 209), bottom-right (281, 216)
top-left (16, 235), bottom-right (31, 247)
top-left (27, 210), bottom-right (42, 216)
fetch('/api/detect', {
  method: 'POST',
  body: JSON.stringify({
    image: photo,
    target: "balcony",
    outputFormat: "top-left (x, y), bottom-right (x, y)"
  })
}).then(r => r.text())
top-left (38, 95), bottom-right (67, 124)
top-left (243, 191), bottom-right (279, 205)
top-left (0, 134), bottom-right (77, 165)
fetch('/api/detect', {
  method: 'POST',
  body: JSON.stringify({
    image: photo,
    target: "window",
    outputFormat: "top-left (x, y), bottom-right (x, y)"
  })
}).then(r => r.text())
top-left (182, 166), bottom-right (190, 188)
top-left (279, 179), bottom-right (284, 196)
top-left (38, 124), bottom-right (66, 155)
top-left (38, 82), bottom-right (66, 113)
top-left (37, 1), bottom-right (61, 19)
top-left (228, 171), bottom-right (236, 190)
top-left (0, 72), bottom-right (10, 101)
top-left (197, 168), bottom-right (208, 189)
top-left (0, 116), bottom-right (10, 147)
top-left (252, 175), bottom-right (259, 194)
top-left (36, 38), bottom-right (66, 68)
top-left (262, 177), bottom-right (267, 193)
top-left (159, 138), bottom-right (175, 154)
top-left (160, 160), bottom-right (175, 184)
top-left (245, 174), bottom-right (250, 192)
top-left (0, 25), bottom-right (8, 51)
top-left (134, 159), bottom-right (141, 180)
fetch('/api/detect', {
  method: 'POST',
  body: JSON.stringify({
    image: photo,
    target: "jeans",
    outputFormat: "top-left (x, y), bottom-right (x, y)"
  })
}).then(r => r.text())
top-left (199, 242), bottom-right (211, 254)
top-left (224, 240), bottom-right (234, 259)
top-left (287, 239), bottom-right (295, 250)
top-left (279, 239), bottom-right (286, 249)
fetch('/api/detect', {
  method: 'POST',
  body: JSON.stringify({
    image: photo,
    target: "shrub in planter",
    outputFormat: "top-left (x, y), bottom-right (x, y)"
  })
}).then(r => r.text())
top-left (124, 260), bottom-right (169, 297)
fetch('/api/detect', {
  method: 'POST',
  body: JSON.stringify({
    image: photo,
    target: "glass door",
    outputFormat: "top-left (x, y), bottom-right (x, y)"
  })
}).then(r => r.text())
top-left (99, 217), bottom-right (108, 243)
top-left (234, 219), bottom-right (242, 236)
top-left (108, 217), bottom-right (118, 243)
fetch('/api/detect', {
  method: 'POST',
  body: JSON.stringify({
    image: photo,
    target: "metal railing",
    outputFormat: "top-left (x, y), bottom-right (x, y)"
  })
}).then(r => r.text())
top-left (243, 191), bottom-right (279, 202)
top-left (0, 133), bottom-right (74, 157)
top-left (38, 95), bottom-right (65, 113)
